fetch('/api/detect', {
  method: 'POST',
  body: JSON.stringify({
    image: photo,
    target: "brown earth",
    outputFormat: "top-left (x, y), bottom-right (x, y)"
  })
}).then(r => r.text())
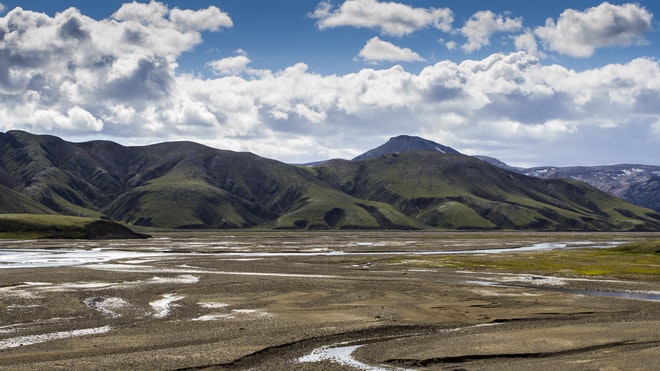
top-left (0, 231), bottom-right (658, 370)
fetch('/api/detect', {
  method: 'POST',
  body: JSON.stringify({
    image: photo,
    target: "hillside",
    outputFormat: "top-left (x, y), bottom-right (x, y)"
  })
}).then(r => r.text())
top-left (1, 130), bottom-right (659, 231)
top-left (476, 157), bottom-right (660, 213)
top-left (0, 214), bottom-right (149, 239)
top-left (315, 152), bottom-right (660, 231)
top-left (0, 131), bottom-right (416, 230)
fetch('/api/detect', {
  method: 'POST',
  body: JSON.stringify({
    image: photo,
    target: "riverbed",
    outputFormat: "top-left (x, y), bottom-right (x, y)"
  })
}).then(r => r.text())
top-left (0, 231), bottom-right (658, 370)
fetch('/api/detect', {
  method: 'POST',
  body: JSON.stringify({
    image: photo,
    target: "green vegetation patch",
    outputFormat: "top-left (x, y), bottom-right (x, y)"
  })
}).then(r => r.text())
top-left (0, 213), bottom-right (96, 239)
top-left (612, 239), bottom-right (660, 254)
top-left (389, 243), bottom-right (660, 281)
top-left (0, 214), bottom-right (148, 239)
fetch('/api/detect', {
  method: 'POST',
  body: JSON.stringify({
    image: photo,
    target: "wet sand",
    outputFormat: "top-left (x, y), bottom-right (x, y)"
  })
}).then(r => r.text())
top-left (0, 231), bottom-right (658, 370)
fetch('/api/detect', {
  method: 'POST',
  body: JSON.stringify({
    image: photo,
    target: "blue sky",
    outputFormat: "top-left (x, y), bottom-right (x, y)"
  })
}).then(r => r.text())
top-left (0, 1), bottom-right (659, 166)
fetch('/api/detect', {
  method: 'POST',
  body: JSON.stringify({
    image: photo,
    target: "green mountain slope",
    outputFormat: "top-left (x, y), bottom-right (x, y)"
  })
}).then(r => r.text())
top-left (315, 152), bottom-right (660, 231)
top-left (0, 185), bottom-right (56, 214)
top-left (0, 131), bottom-right (417, 230)
top-left (1, 130), bottom-right (659, 230)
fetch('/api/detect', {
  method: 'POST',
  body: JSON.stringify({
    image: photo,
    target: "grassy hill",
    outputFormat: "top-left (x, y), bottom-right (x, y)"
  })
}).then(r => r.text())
top-left (0, 214), bottom-right (149, 239)
top-left (315, 152), bottom-right (660, 231)
top-left (0, 131), bottom-right (417, 230)
top-left (1, 130), bottom-right (659, 231)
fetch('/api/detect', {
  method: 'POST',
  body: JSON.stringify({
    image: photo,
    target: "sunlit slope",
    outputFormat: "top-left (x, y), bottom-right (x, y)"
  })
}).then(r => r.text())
top-left (0, 131), bottom-right (415, 229)
top-left (315, 152), bottom-right (660, 230)
top-left (2, 130), bottom-right (659, 230)
top-left (102, 146), bottom-right (419, 230)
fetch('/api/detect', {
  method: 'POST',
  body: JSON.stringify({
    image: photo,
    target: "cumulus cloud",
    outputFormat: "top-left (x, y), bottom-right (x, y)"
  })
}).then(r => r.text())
top-left (169, 6), bottom-right (233, 31)
top-left (31, 106), bottom-right (104, 132)
top-left (207, 55), bottom-right (252, 75)
top-left (358, 37), bottom-right (425, 63)
top-left (311, 0), bottom-right (453, 36)
top-left (535, 2), bottom-right (653, 57)
top-left (0, 2), bottom-right (232, 136)
top-left (459, 10), bottom-right (523, 52)
top-left (514, 30), bottom-right (546, 58)
top-left (0, 2), bottom-right (659, 166)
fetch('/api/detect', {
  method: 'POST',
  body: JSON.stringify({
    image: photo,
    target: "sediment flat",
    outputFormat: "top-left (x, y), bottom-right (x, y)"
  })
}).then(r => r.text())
top-left (0, 231), bottom-right (658, 370)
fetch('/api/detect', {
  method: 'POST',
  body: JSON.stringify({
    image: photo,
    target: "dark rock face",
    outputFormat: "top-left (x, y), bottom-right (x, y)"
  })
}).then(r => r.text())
top-left (352, 135), bottom-right (461, 161)
top-left (84, 220), bottom-right (150, 240)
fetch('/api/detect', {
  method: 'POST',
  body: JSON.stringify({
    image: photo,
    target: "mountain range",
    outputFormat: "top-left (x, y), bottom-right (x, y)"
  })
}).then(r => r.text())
top-left (475, 157), bottom-right (660, 213)
top-left (1, 130), bottom-right (659, 231)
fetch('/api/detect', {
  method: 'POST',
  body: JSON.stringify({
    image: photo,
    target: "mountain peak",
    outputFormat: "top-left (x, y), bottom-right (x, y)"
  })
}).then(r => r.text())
top-left (352, 135), bottom-right (462, 161)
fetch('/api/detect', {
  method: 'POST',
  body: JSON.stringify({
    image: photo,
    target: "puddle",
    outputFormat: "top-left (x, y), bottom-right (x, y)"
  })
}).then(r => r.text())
top-left (0, 249), bottom-right (172, 269)
top-left (192, 313), bottom-right (235, 321)
top-left (84, 297), bottom-right (131, 318)
top-left (298, 343), bottom-right (388, 371)
top-left (199, 302), bottom-right (230, 309)
top-left (546, 287), bottom-right (660, 302)
top-left (0, 275), bottom-right (201, 297)
top-left (0, 326), bottom-right (112, 350)
top-left (463, 277), bottom-right (660, 302)
top-left (298, 324), bottom-right (498, 370)
top-left (150, 294), bottom-right (184, 318)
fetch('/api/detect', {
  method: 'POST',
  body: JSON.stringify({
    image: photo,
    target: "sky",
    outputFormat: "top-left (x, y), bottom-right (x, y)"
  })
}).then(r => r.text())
top-left (0, 1), bottom-right (659, 167)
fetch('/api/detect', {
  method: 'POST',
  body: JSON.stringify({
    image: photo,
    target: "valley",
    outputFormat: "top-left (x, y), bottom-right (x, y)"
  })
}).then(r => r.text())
top-left (0, 231), bottom-right (658, 370)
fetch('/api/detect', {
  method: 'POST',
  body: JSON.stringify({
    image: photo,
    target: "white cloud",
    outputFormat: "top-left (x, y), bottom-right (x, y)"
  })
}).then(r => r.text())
top-left (207, 55), bottom-right (252, 75)
top-left (535, 2), bottom-right (653, 57)
top-left (358, 37), bottom-right (425, 63)
top-left (514, 30), bottom-right (546, 58)
top-left (0, 2), bottom-right (232, 138)
top-left (31, 106), bottom-right (103, 132)
top-left (169, 6), bottom-right (233, 31)
top-left (0, 3), bottom-right (5, 14)
top-left (0, 3), bottom-right (658, 166)
top-left (112, 1), bottom-right (169, 25)
top-left (459, 10), bottom-right (523, 52)
top-left (311, 0), bottom-right (453, 36)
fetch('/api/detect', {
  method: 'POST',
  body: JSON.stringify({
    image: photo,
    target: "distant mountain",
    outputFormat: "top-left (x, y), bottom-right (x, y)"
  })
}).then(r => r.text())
top-left (316, 152), bottom-right (660, 231)
top-left (352, 135), bottom-right (461, 161)
top-left (476, 156), bottom-right (660, 213)
top-left (1, 130), bottom-right (659, 231)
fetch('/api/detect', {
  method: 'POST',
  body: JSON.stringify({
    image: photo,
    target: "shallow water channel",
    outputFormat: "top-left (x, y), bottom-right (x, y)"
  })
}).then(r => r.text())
top-left (0, 240), bottom-right (622, 269)
top-left (1, 239), bottom-right (658, 303)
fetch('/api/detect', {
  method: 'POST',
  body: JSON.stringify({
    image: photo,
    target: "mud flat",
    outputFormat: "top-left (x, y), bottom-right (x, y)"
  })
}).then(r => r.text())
top-left (0, 231), bottom-right (658, 370)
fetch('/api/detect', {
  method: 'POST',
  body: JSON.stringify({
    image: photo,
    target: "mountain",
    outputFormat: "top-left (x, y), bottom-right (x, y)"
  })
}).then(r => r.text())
top-left (315, 152), bottom-right (660, 231)
top-left (352, 135), bottom-right (461, 161)
top-left (0, 184), bottom-right (56, 214)
top-left (1, 130), bottom-right (659, 231)
top-left (0, 130), bottom-right (417, 230)
top-left (476, 156), bottom-right (660, 213)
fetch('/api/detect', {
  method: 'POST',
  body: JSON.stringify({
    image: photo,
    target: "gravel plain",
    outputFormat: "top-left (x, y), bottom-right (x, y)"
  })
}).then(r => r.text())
top-left (0, 231), bottom-right (658, 370)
